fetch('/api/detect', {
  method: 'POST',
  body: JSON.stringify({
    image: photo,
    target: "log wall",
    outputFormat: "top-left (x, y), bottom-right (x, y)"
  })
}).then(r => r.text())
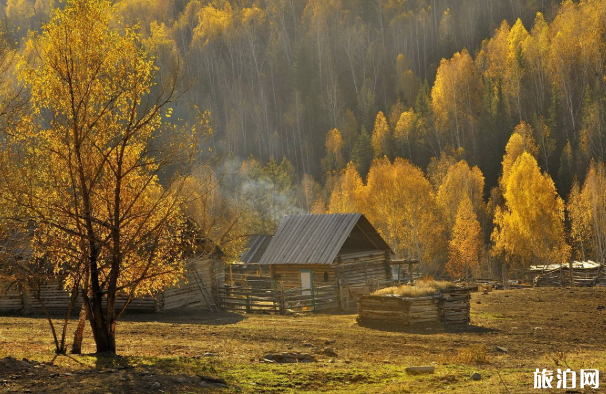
top-left (0, 256), bottom-right (225, 314)
top-left (270, 264), bottom-right (337, 289)
top-left (357, 295), bottom-right (441, 326)
top-left (269, 250), bottom-right (392, 290)
top-left (357, 289), bottom-right (472, 327)
top-left (336, 251), bottom-right (392, 286)
top-left (439, 289), bottom-right (471, 325)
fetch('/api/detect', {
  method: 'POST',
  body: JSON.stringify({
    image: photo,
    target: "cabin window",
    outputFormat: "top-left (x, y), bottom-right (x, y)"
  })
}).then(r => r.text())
top-left (273, 273), bottom-right (281, 280)
top-left (323, 272), bottom-right (329, 282)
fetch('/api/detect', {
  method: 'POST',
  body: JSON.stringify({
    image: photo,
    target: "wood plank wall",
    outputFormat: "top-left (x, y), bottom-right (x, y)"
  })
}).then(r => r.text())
top-left (159, 256), bottom-right (224, 311)
top-left (270, 265), bottom-right (336, 289)
top-left (0, 256), bottom-right (225, 314)
top-left (269, 250), bottom-right (392, 289)
top-left (335, 250), bottom-right (392, 286)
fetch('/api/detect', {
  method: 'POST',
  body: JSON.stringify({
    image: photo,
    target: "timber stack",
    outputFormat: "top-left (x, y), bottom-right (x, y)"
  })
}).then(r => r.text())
top-left (357, 288), bottom-right (471, 327)
top-left (357, 295), bottom-right (440, 325)
top-left (439, 288), bottom-right (471, 325)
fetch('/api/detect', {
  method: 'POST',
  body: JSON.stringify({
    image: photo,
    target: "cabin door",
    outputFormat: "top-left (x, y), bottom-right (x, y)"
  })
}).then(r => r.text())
top-left (299, 269), bottom-right (313, 296)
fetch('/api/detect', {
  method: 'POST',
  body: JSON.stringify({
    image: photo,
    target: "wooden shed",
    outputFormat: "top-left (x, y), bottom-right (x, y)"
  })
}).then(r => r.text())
top-left (156, 238), bottom-right (224, 311)
top-left (229, 234), bottom-right (272, 287)
top-left (257, 213), bottom-right (393, 292)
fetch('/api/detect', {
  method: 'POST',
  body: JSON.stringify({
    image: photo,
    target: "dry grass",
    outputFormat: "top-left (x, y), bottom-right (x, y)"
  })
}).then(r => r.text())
top-left (2, 287), bottom-right (606, 393)
top-left (439, 345), bottom-right (490, 365)
top-left (372, 286), bottom-right (437, 297)
top-left (372, 279), bottom-right (456, 297)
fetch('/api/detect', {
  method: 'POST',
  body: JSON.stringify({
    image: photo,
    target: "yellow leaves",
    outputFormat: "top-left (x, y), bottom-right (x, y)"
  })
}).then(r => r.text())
top-left (322, 128), bottom-right (344, 173)
top-left (328, 157), bottom-right (445, 264)
top-left (7, 0), bottom-right (188, 298)
top-left (567, 161), bottom-right (606, 262)
top-left (394, 108), bottom-right (415, 145)
top-left (492, 152), bottom-right (568, 267)
top-left (500, 123), bottom-right (537, 192)
top-left (325, 128), bottom-right (343, 156)
top-left (193, 2), bottom-right (234, 46)
top-left (328, 162), bottom-right (363, 214)
top-left (371, 111), bottom-right (390, 158)
top-left (436, 159), bottom-right (485, 234)
top-left (447, 196), bottom-right (482, 279)
top-left (431, 48), bottom-right (483, 149)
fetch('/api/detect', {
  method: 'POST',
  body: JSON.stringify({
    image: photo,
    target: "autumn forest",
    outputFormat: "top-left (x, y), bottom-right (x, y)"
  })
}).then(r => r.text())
top-left (1, 0), bottom-right (606, 289)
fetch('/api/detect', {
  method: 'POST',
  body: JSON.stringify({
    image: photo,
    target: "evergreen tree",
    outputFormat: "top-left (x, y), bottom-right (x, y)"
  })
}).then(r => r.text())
top-left (351, 127), bottom-right (373, 178)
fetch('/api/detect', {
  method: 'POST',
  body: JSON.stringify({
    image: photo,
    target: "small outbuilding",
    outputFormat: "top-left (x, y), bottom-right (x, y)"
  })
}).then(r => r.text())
top-left (257, 213), bottom-right (393, 293)
top-left (229, 234), bottom-right (273, 288)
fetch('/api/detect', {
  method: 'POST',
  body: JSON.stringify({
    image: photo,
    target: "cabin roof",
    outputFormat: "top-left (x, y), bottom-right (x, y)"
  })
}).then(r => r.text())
top-left (239, 234), bottom-right (273, 264)
top-left (258, 213), bottom-right (391, 265)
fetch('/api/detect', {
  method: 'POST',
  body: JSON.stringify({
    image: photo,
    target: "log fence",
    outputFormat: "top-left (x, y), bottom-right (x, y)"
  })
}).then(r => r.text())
top-left (217, 284), bottom-right (339, 314)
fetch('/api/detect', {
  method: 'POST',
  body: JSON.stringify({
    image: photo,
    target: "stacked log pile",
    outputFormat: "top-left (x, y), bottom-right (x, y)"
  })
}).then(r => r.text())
top-left (357, 289), bottom-right (471, 327)
top-left (439, 289), bottom-right (471, 325)
top-left (357, 295), bottom-right (440, 326)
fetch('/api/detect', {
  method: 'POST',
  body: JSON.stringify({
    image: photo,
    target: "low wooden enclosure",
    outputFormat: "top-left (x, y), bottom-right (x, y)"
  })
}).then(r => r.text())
top-left (217, 284), bottom-right (339, 314)
top-left (531, 262), bottom-right (605, 287)
top-left (0, 255), bottom-right (223, 314)
top-left (0, 278), bottom-right (155, 314)
top-left (357, 288), bottom-right (471, 327)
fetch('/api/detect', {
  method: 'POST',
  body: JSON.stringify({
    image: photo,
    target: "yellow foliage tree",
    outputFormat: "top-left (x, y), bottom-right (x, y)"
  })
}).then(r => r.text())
top-left (363, 158), bottom-right (446, 270)
top-left (500, 123), bottom-right (538, 192)
top-left (568, 162), bottom-right (606, 262)
top-left (492, 152), bottom-right (569, 267)
top-left (371, 111), bottom-right (391, 158)
top-left (447, 196), bottom-right (482, 279)
top-left (328, 162), bottom-right (363, 214)
top-left (322, 128), bottom-right (345, 172)
top-left (436, 160), bottom-right (485, 235)
top-left (394, 108), bottom-right (415, 158)
top-left (3, 0), bottom-right (195, 354)
top-left (431, 48), bottom-right (483, 153)
top-left (506, 18), bottom-right (529, 120)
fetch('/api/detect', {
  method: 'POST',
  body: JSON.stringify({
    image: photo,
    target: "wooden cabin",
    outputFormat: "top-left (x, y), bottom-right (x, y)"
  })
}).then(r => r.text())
top-left (257, 213), bottom-right (393, 292)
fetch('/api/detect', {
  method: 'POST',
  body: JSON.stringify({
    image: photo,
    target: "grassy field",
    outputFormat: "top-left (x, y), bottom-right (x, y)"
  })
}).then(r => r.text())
top-left (1, 287), bottom-right (605, 393)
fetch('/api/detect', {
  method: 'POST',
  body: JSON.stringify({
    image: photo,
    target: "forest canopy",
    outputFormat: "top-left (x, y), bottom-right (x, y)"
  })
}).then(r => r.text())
top-left (1, 0), bottom-right (606, 279)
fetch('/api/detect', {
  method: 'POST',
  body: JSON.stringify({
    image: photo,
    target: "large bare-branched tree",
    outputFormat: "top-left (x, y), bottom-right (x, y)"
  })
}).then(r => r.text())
top-left (0, 0), bottom-right (200, 354)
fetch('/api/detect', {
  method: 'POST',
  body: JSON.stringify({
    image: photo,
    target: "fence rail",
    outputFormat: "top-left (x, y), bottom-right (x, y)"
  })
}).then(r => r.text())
top-left (217, 284), bottom-right (339, 314)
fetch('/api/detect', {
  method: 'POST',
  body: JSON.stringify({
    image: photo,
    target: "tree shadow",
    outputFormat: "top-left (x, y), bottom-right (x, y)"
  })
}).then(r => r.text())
top-left (119, 307), bottom-right (247, 326)
top-left (357, 321), bottom-right (498, 335)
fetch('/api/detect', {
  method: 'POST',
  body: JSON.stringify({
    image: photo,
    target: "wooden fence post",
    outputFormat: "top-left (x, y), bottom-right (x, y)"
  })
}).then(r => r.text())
top-left (569, 260), bottom-right (574, 287)
top-left (279, 282), bottom-right (286, 315)
top-left (337, 280), bottom-right (344, 312)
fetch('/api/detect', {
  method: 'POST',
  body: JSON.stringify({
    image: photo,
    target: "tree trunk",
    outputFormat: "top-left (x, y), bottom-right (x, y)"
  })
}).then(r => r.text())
top-left (71, 301), bottom-right (88, 354)
top-left (86, 292), bottom-right (115, 353)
